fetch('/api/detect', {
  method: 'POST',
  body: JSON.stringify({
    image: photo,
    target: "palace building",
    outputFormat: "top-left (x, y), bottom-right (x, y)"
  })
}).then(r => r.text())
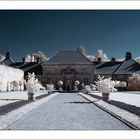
top-left (1, 48), bottom-right (140, 91)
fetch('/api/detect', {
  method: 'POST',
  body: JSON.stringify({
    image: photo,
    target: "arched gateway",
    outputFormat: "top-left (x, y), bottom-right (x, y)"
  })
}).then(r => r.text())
top-left (42, 50), bottom-right (94, 91)
top-left (60, 67), bottom-right (76, 91)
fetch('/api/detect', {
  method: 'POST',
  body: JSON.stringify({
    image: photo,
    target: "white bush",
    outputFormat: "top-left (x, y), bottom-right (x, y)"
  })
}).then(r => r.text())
top-left (25, 72), bottom-right (42, 93)
top-left (115, 81), bottom-right (127, 88)
top-left (85, 85), bottom-right (92, 92)
top-left (95, 75), bottom-right (117, 93)
top-left (128, 73), bottom-right (140, 90)
top-left (0, 65), bottom-right (24, 92)
top-left (86, 49), bottom-right (109, 62)
top-left (94, 49), bottom-right (109, 62)
top-left (46, 84), bottom-right (54, 93)
top-left (33, 51), bottom-right (47, 62)
top-left (82, 85), bottom-right (92, 94)
top-left (90, 84), bottom-right (96, 91)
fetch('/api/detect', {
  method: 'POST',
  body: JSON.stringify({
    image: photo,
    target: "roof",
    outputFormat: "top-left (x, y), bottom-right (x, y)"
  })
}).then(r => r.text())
top-left (14, 62), bottom-right (24, 67)
top-left (94, 61), bottom-right (122, 74)
top-left (19, 62), bottom-right (43, 75)
top-left (114, 59), bottom-right (140, 74)
top-left (46, 51), bottom-right (92, 65)
top-left (0, 58), bottom-right (17, 68)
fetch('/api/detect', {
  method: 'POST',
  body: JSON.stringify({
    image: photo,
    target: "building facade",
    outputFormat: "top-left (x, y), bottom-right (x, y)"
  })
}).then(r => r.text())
top-left (42, 51), bottom-right (94, 90)
top-left (1, 49), bottom-right (140, 91)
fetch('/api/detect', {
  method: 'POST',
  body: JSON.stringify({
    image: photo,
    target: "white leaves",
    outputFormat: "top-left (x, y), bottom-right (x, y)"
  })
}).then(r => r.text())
top-left (84, 85), bottom-right (91, 92)
top-left (95, 75), bottom-right (117, 93)
top-left (25, 54), bottom-right (32, 62)
top-left (86, 49), bottom-right (109, 62)
top-left (25, 51), bottom-right (48, 62)
top-left (25, 72), bottom-right (43, 93)
top-left (128, 73), bottom-right (140, 90)
top-left (90, 84), bottom-right (96, 91)
top-left (135, 57), bottom-right (140, 64)
top-left (46, 84), bottom-right (54, 93)
top-left (95, 49), bottom-right (109, 62)
top-left (33, 51), bottom-right (47, 62)
top-left (115, 81), bottom-right (127, 88)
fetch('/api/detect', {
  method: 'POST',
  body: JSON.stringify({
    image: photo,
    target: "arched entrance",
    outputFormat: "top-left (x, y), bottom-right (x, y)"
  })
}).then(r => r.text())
top-left (65, 75), bottom-right (73, 91)
top-left (60, 67), bottom-right (76, 91)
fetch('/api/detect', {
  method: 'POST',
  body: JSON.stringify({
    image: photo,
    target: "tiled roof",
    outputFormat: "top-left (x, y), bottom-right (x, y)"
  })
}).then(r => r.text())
top-left (0, 58), bottom-right (17, 68)
top-left (114, 59), bottom-right (140, 74)
top-left (46, 51), bottom-right (92, 65)
top-left (94, 61), bottom-right (122, 74)
top-left (19, 62), bottom-right (43, 75)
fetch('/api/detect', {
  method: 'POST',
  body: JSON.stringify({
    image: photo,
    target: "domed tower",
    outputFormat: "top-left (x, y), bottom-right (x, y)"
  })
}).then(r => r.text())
top-left (76, 45), bottom-right (86, 56)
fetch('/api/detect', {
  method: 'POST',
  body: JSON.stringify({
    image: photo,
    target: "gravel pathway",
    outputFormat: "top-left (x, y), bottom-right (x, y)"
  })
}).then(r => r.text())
top-left (7, 93), bottom-right (131, 130)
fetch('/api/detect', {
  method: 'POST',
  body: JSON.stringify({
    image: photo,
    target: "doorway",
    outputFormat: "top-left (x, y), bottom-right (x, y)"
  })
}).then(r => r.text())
top-left (64, 76), bottom-right (73, 91)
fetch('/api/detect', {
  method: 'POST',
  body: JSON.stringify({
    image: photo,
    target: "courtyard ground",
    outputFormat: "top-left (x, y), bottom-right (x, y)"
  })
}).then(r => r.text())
top-left (7, 93), bottom-right (130, 130)
top-left (89, 91), bottom-right (140, 107)
top-left (0, 90), bottom-right (47, 107)
top-left (0, 91), bottom-right (140, 130)
top-left (0, 91), bottom-right (59, 129)
top-left (79, 92), bottom-right (140, 129)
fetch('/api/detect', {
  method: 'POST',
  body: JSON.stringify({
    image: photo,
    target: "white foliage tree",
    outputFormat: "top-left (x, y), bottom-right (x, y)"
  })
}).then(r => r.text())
top-left (31, 55), bottom-right (35, 62)
top-left (115, 81), bottom-right (127, 88)
top-left (86, 49), bottom-right (109, 62)
top-left (95, 75), bottom-right (117, 93)
top-left (95, 75), bottom-right (117, 101)
top-left (25, 54), bottom-right (32, 62)
top-left (46, 84), bottom-right (54, 94)
top-left (33, 51), bottom-right (47, 62)
top-left (127, 73), bottom-right (140, 90)
top-left (84, 85), bottom-right (92, 93)
top-left (86, 55), bottom-right (95, 62)
top-left (25, 72), bottom-right (43, 100)
top-left (90, 84), bottom-right (96, 92)
top-left (95, 49), bottom-right (109, 62)
top-left (135, 57), bottom-right (140, 64)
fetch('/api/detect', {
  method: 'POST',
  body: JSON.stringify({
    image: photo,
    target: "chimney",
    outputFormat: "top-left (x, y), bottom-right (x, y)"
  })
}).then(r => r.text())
top-left (5, 52), bottom-right (11, 59)
top-left (125, 52), bottom-right (132, 60)
top-left (36, 57), bottom-right (40, 63)
top-left (97, 57), bottom-right (101, 63)
top-left (111, 57), bottom-right (115, 63)
top-left (22, 58), bottom-right (25, 64)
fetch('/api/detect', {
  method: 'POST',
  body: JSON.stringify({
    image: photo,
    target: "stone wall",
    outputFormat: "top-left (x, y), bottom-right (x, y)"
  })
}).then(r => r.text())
top-left (42, 64), bottom-right (94, 90)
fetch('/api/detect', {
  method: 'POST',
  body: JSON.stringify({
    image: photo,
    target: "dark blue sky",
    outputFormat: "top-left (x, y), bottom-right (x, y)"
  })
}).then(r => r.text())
top-left (0, 10), bottom-right (140, 61)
